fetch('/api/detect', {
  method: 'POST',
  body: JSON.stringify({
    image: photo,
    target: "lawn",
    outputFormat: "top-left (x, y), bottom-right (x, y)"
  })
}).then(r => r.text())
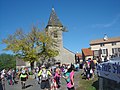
top-left (76, 74), bottom-right (99, 90)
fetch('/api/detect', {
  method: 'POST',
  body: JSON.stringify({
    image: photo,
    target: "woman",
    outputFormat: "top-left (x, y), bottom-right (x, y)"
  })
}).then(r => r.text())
top-left (63, 65), bottom-right (75, 90)
top-left (54, 68), bottom-right (61, 88)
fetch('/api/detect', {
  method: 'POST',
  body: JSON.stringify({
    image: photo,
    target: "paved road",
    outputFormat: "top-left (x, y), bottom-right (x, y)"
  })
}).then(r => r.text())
top-left (4, 71), bottom-right (80, 90)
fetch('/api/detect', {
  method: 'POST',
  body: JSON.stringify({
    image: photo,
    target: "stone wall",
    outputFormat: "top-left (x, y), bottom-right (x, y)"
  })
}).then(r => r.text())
top-left (61, 48), bottom-right (75, 64)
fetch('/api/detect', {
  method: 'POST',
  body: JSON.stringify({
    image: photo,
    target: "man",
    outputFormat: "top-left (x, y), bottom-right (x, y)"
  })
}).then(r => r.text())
top-left (20, 69), bottom-right (28, 89)
top-left (0, 72), bottom-right (4, 90)
top-left (38, 65), bottom-right (52, 90)
top-left (0, 69), bottom-right (6, 90)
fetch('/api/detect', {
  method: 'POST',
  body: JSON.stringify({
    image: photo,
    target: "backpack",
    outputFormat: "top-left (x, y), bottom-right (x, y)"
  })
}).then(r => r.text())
top-left (41, 69), bottom-right (48, 80)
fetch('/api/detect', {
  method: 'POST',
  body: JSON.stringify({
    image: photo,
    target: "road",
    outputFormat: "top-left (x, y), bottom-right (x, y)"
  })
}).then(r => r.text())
top-left (4, 71), bottom-right (80, 90)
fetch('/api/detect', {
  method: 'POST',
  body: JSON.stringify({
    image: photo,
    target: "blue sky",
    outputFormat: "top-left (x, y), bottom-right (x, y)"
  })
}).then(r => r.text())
top-left (0, 0), bottom-right (120, 54)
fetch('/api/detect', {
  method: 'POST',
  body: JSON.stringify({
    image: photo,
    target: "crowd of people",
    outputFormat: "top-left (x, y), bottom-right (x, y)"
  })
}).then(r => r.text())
top-left (0, 68), bottom-right (16, 90)
top-left (0, 63), bottom-right (76, 90)
top-left (0, 58), bottom-right (100, 90)
top-left (81, 58), bottom-right (98, 80)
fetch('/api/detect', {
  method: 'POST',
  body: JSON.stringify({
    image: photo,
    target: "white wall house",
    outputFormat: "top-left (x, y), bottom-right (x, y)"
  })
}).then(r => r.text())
top-left (90, 35), bottom-right (120, 61)
top-left (82, 48), bottom-right (93, 61)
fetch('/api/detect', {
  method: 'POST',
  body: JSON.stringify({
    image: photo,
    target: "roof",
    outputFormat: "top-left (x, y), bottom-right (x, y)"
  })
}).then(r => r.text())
top-left (63, 47), bottom-right (75, 54)
top-left (16, 58), bottom-right (26, 66)
top-left (90, 37), bottom-right (120, 45)
top-left (46, 8), bottom-right (63, 27)
top-left (82, 48), bottom-right (93, 56)
top-left (75, 53), bottom-right (82, 58)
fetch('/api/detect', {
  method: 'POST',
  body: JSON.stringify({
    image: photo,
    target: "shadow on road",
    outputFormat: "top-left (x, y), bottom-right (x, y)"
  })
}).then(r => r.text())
top-left (81, 75), bottom-right (86, 80)
top-left (14, 81), bottom-right (19, 84)
top-left (25, 84), bottom-right (33, 89)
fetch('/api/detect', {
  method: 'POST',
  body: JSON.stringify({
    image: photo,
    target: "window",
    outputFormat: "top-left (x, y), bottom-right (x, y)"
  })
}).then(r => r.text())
top-left (112, 48), bottom-right (114, 54)
top-left (112, 48), bottom-right (119, 54)
top-left (53, 32), bottom-right (58, 38)
top-left (112, 42), bottom-right (116, 46)
top-left (102, 49), bottom-right (106, 54)
top-left (100, 43), bottom-right (104, 47)
top-left (101, 49), bottom-right (108, 54)
top-left (118, 48), bottom-right (120, 52)
top-left (93, 50), bottom-right (99, 56)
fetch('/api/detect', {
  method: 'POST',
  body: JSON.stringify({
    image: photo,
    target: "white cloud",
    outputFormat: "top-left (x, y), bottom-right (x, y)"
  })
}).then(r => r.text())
top-left (92, 14), bottom-right (120, 28)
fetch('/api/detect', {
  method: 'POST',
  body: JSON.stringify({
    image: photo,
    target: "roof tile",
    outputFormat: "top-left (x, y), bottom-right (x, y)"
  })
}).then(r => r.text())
top-left (82, 48), bottom-right (93, 56)
top-left (90, 37), bottom-right (120, 45)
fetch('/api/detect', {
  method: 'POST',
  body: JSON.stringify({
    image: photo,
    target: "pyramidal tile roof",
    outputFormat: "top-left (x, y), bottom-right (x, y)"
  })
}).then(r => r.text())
top-left (46, 8), bottom-right (63, 27)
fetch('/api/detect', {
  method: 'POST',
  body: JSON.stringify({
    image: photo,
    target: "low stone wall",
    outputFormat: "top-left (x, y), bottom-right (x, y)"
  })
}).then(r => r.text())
top-left (99, 77), bottom-right (120, 90)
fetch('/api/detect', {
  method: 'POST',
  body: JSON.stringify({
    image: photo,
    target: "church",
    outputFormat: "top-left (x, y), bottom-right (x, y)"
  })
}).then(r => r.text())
top-left (16, 8), bottom-right (75, 68)
top-left (45, 8), bottom-right (75, 64)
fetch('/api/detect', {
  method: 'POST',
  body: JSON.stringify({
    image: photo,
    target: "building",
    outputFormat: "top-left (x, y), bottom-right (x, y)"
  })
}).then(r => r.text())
top-left (75, 53), bottom-right (82, 64)
top-left (90, 35), bottom-right (120, 61)
top-left (45, 8), bottom-right (75, 64)
top-left (16, 8), bottom-right (75, 68)
top-left (16, 58), bottom-right (26, 69)
top-left (75, 53), bottom-right (83, 68)
top-left (82, 48), bottom-right (93, 61)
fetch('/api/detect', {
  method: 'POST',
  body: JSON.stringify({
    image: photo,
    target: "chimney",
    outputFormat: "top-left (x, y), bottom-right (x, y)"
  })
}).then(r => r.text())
top-left (103, 34), bottom-right (108, 41)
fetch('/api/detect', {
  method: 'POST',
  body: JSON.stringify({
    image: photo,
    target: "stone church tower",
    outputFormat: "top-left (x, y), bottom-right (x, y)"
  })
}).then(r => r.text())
top-left (46, 8), bottom-right (75, 64)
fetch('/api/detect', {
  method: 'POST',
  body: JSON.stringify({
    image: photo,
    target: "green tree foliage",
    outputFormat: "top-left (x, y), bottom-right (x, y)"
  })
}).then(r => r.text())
top-left (0, 53), bottom-right (16, 70)
top-left (2, 26), bottom-right (59, 69)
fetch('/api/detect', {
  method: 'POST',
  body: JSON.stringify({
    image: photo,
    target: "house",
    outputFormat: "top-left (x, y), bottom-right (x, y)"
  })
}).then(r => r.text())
top-left (82, 48), bottom-right (93, 61)
top-left (16, 58), bottom-right (26, 69)
top-left (90, 35), bottom-right (120, 61)
top-left (75, 53), bottom-right (83, 68)
top-left (75, 53), bottom-right (82, 63)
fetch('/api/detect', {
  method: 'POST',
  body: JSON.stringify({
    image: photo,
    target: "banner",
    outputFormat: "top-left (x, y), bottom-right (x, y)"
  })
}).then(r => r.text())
top-left (97, 59), bottom-right (120, 83)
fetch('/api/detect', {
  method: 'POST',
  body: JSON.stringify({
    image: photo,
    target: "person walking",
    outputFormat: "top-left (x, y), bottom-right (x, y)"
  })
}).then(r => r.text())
top-left (0, 72), bottom-right (3, 90)
top-left (7, 69), bottom-right (14, 85)
top-left (63, 65), bottom-right (75, 90)
top-left (53, 67), bottom-right (61, 89)
top-left (85, 59), bottom-right (91, 80)
top-left (19, 69), bottom-right (28, 89)
top-left (0, 69), bottom-right (6, 90)
top-left (38, 65), bottom-right (52, 90)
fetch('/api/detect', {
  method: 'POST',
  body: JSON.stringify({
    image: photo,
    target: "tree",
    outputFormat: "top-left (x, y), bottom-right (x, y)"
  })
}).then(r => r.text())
top-left (0, 53), bottom-right (16, 70)
top-left (2, 26), bottom-right (59, 70)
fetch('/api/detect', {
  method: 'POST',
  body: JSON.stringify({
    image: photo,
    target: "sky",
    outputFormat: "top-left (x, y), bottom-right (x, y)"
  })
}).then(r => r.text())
top-left (0, 0), bottom-right (120, 54)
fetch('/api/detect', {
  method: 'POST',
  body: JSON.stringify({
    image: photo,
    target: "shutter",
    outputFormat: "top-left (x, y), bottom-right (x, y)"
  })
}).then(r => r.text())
top-left (99, 49), bottom-right (102, 57)
top-left (106, 49), bottom-right (108, 56)
top-left (93, 51), bottom-right (94, 57)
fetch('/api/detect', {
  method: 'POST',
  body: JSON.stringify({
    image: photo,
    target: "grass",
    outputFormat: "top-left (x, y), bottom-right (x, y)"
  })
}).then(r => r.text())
top-left (76, 74), bottom-right (99, 90)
